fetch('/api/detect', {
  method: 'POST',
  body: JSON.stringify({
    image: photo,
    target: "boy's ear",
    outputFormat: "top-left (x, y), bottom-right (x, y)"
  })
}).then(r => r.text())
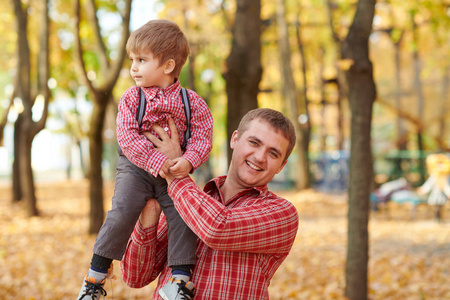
top-left (164, 59), bottom-right (176, 74)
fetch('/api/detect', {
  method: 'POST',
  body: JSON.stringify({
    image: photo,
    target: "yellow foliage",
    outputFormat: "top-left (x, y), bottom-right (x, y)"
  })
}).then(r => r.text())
top-left (0, 182), bottom-right (449, 299)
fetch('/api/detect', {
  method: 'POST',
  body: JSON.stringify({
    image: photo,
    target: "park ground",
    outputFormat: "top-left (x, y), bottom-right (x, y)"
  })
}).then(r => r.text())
top-left (0, 180), bottom-right (449, 300)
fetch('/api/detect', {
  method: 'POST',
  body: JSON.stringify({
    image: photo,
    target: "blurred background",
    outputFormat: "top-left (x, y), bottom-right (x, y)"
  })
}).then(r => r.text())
top-left (0, 0), bottom-right (449, 299)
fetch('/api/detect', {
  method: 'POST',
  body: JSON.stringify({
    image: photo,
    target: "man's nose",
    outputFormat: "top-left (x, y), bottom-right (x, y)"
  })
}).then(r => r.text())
top-left (253, 147), bottom-right (266, 162)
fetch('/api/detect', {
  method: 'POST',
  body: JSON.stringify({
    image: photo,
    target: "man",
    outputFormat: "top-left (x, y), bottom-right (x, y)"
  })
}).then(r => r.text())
top-left (121, 108), bottom-right (299, 300)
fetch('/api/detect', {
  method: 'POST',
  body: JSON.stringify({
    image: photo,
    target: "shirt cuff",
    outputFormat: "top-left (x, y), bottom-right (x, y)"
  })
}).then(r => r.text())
top-left (131, 221), bottom-right (158, 246)
top-left (182, 151), bottom-right (202, 171)
top-left (146, 151), bottom-right (168, 177)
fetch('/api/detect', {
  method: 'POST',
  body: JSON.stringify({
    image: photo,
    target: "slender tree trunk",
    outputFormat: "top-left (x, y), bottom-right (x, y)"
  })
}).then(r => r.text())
top-left (12, 0), bottom-right (51, 216)
top-left (182, 10), bottom-right (213, 185)
top-left (18, 116), bottom-right (38, 216)
top-left (275, 0), bottom-right (309, 189)
top-left (12, 115), bottom-right (23, 202)
top-left (411, 12), bottom-right (426, 184)
top-left (393, 34), bottom-right (407, 150)
top-left (223, 0), bottom-right (261, 165)
top-left (341, 0), bottom-right (376, 299)
top-left (438, 65), bottom-right (449, 150)
top-left (73, 0), bottom-right (132, 234)
top-left (89, 97), bottom-right (108, 233)
top-left (319, 47), bottom-right (327, 152)
top-left (325, 0), bottom-right (347, 150)
top-left (294, 8), bottom-right (313, 184)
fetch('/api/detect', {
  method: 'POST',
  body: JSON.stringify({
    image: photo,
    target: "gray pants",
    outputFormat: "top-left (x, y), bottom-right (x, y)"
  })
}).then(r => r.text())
top-left (93, 149), bottom-right (197, 267)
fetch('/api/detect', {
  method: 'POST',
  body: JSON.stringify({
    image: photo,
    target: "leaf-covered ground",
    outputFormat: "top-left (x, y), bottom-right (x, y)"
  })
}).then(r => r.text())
top-left (0, 180), bottom-right (448, 300)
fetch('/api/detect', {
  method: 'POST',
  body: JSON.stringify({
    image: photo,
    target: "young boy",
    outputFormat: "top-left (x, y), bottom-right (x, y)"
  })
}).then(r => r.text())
top-left (77, 19), bottom-right (213, 300)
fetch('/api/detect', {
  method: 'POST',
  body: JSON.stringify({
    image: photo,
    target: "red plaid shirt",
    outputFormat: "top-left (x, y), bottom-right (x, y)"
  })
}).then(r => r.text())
top-left (121, 176), bottom-right (299, 299)
top-left (116, 80), bottom-right (213, 177)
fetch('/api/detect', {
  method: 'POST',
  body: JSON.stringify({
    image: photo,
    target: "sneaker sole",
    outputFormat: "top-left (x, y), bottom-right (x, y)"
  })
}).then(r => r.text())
top-left (158, 289), bottom-right (170, 300)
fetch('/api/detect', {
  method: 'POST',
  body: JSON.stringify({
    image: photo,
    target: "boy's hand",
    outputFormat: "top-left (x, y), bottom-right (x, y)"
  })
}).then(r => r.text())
top-left (169, 157), bottom-right (193, 179)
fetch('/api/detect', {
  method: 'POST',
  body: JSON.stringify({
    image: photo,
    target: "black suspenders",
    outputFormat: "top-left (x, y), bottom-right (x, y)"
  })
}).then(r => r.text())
top-left (136, 87), bottom-right (191, 150)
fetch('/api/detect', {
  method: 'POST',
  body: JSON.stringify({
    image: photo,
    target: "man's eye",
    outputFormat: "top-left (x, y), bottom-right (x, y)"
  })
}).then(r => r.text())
top-left (270, 152), bottom-right (279, 158)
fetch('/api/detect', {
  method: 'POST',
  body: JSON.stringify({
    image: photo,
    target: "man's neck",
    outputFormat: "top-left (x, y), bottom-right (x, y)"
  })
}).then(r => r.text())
top-left (220, 178), bottom-right (247, 204)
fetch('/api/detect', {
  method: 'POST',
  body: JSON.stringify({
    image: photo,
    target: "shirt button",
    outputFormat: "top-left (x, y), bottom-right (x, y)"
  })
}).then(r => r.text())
top-left (164, 127), bottom-right (169, 131)
top-left (141, 235), bottom-right (145, 240)
top-left (150, 168), bottom-right (154, 174)
top-left (163, 100), bottom-right (168, 104)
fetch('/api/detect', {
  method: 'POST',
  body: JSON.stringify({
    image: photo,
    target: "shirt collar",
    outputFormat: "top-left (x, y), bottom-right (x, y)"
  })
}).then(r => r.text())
top-left (141, 79), bottom-right (181, 98)
top-left (204, 176), bottom-right (269, 206)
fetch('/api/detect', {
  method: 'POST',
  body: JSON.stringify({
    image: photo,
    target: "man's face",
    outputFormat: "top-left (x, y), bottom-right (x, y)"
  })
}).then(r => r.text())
top-left (228, 118), bottom-right (289, 189)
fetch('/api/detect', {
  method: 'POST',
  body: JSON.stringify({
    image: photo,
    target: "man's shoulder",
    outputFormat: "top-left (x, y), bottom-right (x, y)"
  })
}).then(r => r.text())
top-left (261, 190), bottom-right (297, 208)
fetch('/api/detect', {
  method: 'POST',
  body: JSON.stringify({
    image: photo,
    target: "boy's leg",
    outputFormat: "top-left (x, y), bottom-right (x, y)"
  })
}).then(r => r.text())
top-left (78, 155), bottom-right (156, 300)
top-left (154, 176), bottom-right (197, 269)
top-left (154, 177), bottom-right (197, 299)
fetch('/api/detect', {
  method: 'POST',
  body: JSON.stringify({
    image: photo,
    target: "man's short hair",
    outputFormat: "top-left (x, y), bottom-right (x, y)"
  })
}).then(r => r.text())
top-left (126, 19), bottom-right (190, 77)
top-left (237, 108), bottom-right (296, 161)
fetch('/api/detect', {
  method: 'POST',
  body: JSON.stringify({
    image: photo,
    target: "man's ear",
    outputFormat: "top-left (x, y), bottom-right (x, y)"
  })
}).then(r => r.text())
top-left (164, 59), bottom-right (175, 74)
top-left (230, 130), bottom-right (239, 150)
top-left (276, 159), bottom-right (288, 174)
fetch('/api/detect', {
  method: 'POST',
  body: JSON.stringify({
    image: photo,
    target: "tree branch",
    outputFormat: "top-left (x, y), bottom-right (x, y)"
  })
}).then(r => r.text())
top-left (73, 0), bottom-right (95, 94)
top-left (87, 0), bottom-right (110, 71)
top-left (102, 0), bottom-right (132, 92)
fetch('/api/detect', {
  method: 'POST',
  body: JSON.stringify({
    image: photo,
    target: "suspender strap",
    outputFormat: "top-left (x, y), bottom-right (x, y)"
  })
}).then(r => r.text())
top-left (136, 87), bottom-right (146, 127)
top-left (135, 87), bottom-right (191, 150)
top-left (180, 87), bottom-right (191, 150)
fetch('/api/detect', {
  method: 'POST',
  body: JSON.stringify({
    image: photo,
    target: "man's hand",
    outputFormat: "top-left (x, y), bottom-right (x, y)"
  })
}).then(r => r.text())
top-left (142, 118), bottom-right (182, 160)
top-left (158, 159), bottom-right (174, 178)
top-left (139, 199), bottom-right (162, 229)
top-left (169, 157), bottom-right (193, 179)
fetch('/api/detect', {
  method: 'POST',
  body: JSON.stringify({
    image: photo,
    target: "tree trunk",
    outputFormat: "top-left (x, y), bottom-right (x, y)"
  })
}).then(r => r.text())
top-left (341, 0), bottom-right (376, 299)
top-left (18, 116), bottom-right (38, 216)
top-left (276, 0), bottom-right (309, 189)
top-left (411, 12), bottom-right (426, 184)
top-left (12, 0), bottom-right (51, 216)
top-left (325, 0), bottom-right (347, 151)
top-left (223, 0), bottom-right (261, 165)
top-left (88, 97), bottom-right (108, 233)
top-left (393, 34), bottom-right (407, 150)
top-left (73, 0), bottom-right (132, 234)
top-left (438, 65), bottom-right (449, 150)
top-left (12, 115), bottom-right (23, 202)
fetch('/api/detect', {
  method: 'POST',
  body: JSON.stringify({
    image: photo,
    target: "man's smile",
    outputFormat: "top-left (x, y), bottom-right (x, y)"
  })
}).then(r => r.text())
top-left (246, 160), bottom-right (263, 171)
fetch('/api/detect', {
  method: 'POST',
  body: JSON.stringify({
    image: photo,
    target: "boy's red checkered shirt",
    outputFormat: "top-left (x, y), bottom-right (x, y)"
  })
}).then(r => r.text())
top-left (116, 80), bottom-right (213, 177)
top-left (121, 176), bottom-right (299, 299)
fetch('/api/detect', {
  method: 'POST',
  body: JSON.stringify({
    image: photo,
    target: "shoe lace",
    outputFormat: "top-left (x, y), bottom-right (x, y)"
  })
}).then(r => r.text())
top-left (79, 279), bottom-right (107, 300)
top-left (176, 280), bottom-right (195, 300)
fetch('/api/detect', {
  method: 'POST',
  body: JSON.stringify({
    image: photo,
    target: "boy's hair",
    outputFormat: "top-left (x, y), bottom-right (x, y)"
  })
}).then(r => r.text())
top-left (237, 108), bottom-right (296, 161)
top-left (126, 19), bottom-right (190, 77)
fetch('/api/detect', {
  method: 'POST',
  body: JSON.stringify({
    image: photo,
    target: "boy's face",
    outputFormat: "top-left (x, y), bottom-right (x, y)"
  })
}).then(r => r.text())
top-left (129, 51), bottom-right (174, 89)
